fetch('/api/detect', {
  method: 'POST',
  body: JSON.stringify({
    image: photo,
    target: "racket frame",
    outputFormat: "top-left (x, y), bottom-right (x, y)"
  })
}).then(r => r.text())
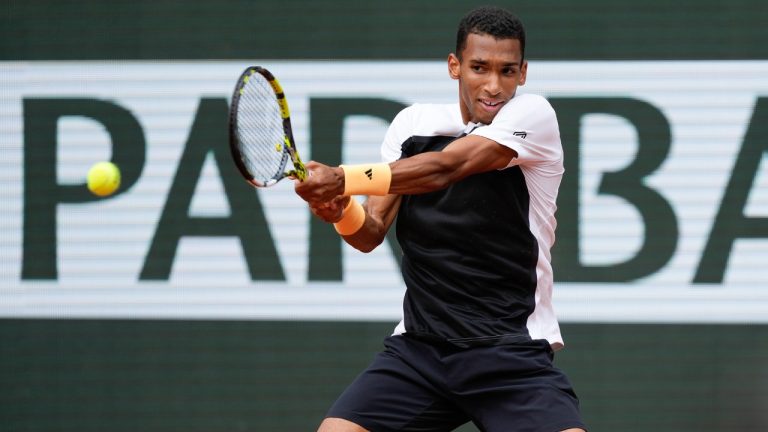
top-left (228, 66), bottom-right (307, 187)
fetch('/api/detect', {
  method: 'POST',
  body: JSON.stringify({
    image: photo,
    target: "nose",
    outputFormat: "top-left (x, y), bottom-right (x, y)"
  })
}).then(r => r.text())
top-left (484, 72), bottom-right (503, 96)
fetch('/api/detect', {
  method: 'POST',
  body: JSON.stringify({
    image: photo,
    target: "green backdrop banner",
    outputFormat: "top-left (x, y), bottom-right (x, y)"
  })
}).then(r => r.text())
top-left (2, 320), bottom-right (767, 432)
top-left (2, 0), bottom-right (767, 60)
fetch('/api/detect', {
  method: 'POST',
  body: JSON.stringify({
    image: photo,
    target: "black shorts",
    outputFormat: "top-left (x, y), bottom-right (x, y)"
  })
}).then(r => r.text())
top-left (327, 334), bottom-right (586, 432)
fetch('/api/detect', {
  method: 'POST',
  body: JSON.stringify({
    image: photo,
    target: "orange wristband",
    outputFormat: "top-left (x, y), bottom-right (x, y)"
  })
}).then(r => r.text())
top-left (341, 163), bottom-right (392, 196)
top-left (333, 198), bottom-right (366, 236)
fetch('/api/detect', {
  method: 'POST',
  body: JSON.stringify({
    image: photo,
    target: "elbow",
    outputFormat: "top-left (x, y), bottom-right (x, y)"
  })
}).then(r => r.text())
top-left (354, 243), bottom-right (378, 254)
top-left (347, 224), bottom-right (388, 254)
top-left (351, 238), bottom-right (383, 254)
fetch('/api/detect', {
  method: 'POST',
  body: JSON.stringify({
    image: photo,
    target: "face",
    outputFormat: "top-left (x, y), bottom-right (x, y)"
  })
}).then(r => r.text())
top-left (448, 33), bottom-right (528, 125)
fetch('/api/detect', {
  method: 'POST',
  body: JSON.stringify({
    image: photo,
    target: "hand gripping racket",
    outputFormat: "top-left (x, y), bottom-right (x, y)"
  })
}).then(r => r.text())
top-left (229, 66), bottom-right (307, 187)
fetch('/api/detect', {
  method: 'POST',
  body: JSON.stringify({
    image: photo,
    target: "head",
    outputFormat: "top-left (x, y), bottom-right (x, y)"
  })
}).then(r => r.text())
top-left (449, 6), bottom-right (528, 124)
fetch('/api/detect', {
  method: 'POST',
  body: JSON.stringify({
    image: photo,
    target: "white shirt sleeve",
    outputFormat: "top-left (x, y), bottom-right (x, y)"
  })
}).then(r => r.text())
top-left (380, 105), bottom-right (416, 163)
top-left (469, 93), bottom-right (562, 167)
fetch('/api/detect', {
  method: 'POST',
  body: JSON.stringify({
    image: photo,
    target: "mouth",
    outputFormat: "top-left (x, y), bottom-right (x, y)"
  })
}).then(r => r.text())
top-left (479, 99), bottom-right (505, 113)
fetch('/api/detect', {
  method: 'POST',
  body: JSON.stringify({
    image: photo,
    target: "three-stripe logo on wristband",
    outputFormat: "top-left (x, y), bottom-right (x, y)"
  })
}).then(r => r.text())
top-left (341, 163), bottom-right (392, 196)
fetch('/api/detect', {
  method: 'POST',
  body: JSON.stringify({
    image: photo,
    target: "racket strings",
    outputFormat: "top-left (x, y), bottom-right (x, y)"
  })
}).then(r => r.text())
top-left (236, 74), bottom-right (289, 182)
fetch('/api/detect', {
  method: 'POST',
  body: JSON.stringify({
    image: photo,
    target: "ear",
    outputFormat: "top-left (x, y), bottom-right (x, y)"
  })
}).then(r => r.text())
top-left (519, 60), bottom-right (528, 86)
top-left (448, 53), bottom-right (461, 80)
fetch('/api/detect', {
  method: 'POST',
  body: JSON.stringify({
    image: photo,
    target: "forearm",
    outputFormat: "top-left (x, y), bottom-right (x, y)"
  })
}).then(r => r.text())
top-left (387, 151), bottom-right (465, 195)
top-left (343, 134), bottom-right (516, 197)
top-left (295, 135), bottom-right (515, 205)
top-left (336, 144), bottom-right (491, 250)
top-left (329, 147), bottom-right (468, 199)
top-left (340, 207), bottom-right (388, 253)
top-left (339, 195), bottom-right (401, 253)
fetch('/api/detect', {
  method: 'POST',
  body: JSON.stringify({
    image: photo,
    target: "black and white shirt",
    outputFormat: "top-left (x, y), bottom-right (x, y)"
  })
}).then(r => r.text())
top-left (383, 93), bottom-right (566, 349)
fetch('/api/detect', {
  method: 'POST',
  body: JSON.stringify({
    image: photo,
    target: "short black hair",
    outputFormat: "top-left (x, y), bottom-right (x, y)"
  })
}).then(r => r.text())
top-left (455, 6), bottom-right (526, 60)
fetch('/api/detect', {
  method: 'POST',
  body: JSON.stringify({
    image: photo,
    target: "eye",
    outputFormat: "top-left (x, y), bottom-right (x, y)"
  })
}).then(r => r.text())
top-left (502, 67), bottom-right (518, 75)
top-left (469, 63), bottom-right (488, 73)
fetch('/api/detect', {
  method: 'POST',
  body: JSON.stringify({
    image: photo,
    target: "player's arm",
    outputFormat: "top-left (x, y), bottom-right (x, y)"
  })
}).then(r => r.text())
top-left (389, 134), bottom-right (517, 194)
top-left (296, 134), bottom-right (515, 248)
top-left (295, 134), bottom-right (517, 203)
top-left (303, 160), bottom-right (400, 252)
top-left (347, 194), bottom-right (401, 252)
top-left (307, 188), bottom-right (401, 253)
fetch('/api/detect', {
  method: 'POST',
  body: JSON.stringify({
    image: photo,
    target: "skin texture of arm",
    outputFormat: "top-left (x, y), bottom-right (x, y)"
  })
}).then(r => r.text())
top-left (296, 134), bottom-right (517, 202)
top-left (297, 134), bottom-right (517, 252)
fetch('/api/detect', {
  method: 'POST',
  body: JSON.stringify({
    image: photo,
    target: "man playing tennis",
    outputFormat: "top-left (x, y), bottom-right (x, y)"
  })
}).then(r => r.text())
top-left (295, 6), bottom-right (587, 432)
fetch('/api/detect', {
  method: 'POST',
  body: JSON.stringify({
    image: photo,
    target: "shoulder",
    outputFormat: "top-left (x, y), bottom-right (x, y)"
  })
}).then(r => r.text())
top-left (511, 93), bottom-right (551, 107)
top-left (490, 93), bottom-right (559, 135)
top-left (395, 103), bottom-right (460, 122)
top-left (502, 93), bottom-right (556, 120)
top-left (391, 103), bottom-right (464, 135)
top-left (382, 103), bottom-right (463, 162)
top-left (472, 93), bottom-right (562, 165)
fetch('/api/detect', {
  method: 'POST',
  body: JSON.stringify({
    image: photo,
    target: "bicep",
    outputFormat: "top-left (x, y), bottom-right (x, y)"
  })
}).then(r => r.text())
top-left (388, 135), bottom-right (517, 195)
top-left (442, 134), bottom-right (518, 176)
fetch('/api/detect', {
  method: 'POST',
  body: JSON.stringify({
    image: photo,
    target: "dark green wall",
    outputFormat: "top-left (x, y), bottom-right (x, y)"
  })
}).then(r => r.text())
top-left (2, 0), bottom-right (767, 60)
top-left (2, 320), bottom-right (767, 432)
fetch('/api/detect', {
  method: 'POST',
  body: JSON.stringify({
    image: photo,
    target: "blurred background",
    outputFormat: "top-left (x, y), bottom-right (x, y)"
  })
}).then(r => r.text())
top-left (2, 1), bottom-right (768, 431)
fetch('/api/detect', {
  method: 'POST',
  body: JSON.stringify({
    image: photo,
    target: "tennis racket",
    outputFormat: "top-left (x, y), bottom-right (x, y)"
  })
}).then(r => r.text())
top-left (229, 66), bottom-right (307, 187)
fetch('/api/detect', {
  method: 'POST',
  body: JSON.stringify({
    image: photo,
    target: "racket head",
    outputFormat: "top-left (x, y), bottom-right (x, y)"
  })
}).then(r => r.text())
top-left (228, 66), bottom-right (307, 187)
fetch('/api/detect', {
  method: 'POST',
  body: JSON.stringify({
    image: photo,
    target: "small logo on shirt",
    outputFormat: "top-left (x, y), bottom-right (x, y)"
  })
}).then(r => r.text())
top-left (364, 168), bottom-right (373, 180)
top-left (513, 131), bottom-right (528, 139)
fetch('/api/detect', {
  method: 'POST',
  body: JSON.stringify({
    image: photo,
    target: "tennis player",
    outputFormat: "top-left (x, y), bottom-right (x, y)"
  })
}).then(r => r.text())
top-left (295, 6), bottom-right (587, 432)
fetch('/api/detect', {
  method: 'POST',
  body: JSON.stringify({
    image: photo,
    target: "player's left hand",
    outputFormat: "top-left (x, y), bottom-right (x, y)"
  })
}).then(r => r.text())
top-left (308, 195), bottom-right (350, 223)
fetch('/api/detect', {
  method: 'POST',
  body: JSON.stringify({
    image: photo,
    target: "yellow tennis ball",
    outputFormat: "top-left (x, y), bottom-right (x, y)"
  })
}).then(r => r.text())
top-left (87, 161), bottom-right (121, 197)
